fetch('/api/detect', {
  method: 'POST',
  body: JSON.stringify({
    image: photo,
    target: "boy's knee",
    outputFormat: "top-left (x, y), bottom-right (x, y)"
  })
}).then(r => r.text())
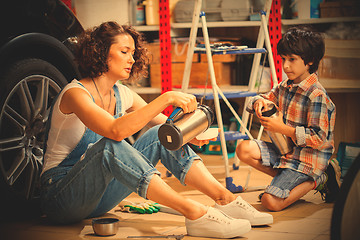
top-left (236, 140), bottom-right (252, 161)
top-left (261, 193), bottom-right (284, 212)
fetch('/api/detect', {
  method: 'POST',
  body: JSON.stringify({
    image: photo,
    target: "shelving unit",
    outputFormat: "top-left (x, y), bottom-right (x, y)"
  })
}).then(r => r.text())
top-left (172, 21), bottom-right (261, 28)
top-left (130, 79), bottom-right (360, 94)
top-left (128, 85), bottom-right (250, 95)
top-left (135, 17), bottom-right (360, 31)
top-left (282, 16), bottom-right (360, 25)
top-left (135, 20), bottom-right (262, 32)
top-left (132, 13), bottom-right (360, 94)
top-left (131, 1), bottom-right (360, 155)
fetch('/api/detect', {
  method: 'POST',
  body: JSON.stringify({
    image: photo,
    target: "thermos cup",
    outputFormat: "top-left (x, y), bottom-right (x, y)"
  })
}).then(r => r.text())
top-left (261, 103), bottom-right (294, 155)
top-left (158, 105), bottom-right (214, 151)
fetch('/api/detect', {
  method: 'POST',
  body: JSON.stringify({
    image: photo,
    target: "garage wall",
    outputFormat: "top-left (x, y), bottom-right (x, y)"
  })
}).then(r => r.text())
top-left (74, 0), bottom-right (129, 29)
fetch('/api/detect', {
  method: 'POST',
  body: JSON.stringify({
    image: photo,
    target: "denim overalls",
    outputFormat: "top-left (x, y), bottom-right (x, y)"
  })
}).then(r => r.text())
top-left (40, 82), bottom-right (200, 224)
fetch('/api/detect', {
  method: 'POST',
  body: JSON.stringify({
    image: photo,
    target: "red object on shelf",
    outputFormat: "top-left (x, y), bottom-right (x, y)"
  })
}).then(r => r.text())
top-left (269, 0), bottom-right (282, 86)
top-left (159, 0), bottom-right (172, 116)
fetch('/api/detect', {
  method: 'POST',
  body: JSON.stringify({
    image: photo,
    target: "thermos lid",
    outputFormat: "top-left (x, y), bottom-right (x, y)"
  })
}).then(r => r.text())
top-left (261, 104), bottom-right (277, 117)
top-left (198, 104), bottom-right (215, 127)
top-left (158, 123), bottom-right (183, 151)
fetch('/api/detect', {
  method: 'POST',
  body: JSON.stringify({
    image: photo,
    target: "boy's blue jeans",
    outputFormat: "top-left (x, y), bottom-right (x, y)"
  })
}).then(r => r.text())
top-left (40, 125), bottom-right (199, 224)
top-left (254, 139), bottom-right (313, 198)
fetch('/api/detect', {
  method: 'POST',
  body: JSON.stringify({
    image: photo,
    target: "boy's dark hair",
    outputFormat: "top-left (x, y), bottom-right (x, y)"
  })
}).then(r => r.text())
top-left (277, 26), bottom-right (325, 74)
top-left (75, 21), bottom-right (150, 83)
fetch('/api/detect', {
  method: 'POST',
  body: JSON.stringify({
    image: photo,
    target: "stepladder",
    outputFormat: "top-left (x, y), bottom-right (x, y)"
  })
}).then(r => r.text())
top-left (181, 0), bottom-right (278, 192)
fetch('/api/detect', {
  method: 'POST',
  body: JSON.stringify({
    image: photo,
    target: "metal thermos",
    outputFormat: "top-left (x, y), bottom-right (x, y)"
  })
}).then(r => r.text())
top-left (262, 104), bottom-right (294, 155)
top-left (158, 105), bottom-right (214, 151)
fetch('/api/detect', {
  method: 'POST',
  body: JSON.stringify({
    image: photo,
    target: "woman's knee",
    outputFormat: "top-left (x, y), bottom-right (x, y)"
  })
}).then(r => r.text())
top-left (133, 125), bottom-right (161, 150)
top-left (139, 125), bottom-right (160, 140)
top-left (261, 193), bottom-right (284, 212)
top-left (103, 138), bottom-right (128, 155)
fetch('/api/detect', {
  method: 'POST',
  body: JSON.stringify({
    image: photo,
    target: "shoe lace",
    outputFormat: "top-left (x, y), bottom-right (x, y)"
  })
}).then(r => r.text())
top-left (236, 200), bottom-right (256, 213)
top-left (207, 212), bottom-right (231, 224)
top-left (314, 172), bottom-right (329, 201)
top-left (314, 184), bottom-right (328, 201)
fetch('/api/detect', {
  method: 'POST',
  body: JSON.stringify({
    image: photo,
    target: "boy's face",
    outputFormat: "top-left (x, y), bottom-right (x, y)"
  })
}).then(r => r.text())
top-left (281, 54), bottom-right (311, 84)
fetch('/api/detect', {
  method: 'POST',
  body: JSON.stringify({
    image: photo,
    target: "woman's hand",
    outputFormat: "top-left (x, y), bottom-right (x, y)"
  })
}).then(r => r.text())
top-left (164, 91), bottom-right (197, 113)
top-left (189, 137), bottom-right (217, 147)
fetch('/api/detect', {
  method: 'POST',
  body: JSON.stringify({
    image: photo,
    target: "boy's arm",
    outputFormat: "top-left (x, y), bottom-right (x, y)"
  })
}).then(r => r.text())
top-left (295, 95), bottom-right (336, 151)
top-left (246, 86), bottom-right (280, 114)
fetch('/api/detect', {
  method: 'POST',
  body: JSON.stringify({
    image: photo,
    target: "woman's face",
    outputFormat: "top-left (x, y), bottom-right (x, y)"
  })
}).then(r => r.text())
top-left (107, 34), bottom-right (136, 80)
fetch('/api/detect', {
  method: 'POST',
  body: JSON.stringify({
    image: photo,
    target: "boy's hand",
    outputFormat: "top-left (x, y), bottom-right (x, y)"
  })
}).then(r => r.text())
top-left (254, 99), bottom-right (270, 118)
top-left (259, 110), bottom-right (286, 133)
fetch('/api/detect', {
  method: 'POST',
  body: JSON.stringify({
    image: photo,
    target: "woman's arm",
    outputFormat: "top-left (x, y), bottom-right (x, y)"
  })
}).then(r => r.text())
top-left (60, 88), bottom-right (197, 142)
top-left (127, 91), bottom-right (168, 128)
top-left (128, 91), bottom-right (216, 147)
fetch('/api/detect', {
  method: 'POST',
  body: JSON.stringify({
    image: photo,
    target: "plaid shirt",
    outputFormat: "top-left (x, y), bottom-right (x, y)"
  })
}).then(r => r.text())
top-left (248, 73), bottom-right (336, 179)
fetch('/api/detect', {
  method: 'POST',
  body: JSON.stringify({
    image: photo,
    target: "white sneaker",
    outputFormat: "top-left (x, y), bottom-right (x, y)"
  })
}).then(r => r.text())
top-left (185, 207), bottom-right (251, 238)
top-left (214, 196), bottom-right (273, 226)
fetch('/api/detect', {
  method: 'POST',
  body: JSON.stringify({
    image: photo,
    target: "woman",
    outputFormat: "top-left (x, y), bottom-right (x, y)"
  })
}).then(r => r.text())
top-left (40, 21), bottom-right (272, 238)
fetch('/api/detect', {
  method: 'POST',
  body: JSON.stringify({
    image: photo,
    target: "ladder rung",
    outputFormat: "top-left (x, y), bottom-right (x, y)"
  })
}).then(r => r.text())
top-left (217, 131), bottom-right (249, 141)
top-left (194, 91), bottom-right (257, 100)
top-left (194, 46), bottom-right (267, 55)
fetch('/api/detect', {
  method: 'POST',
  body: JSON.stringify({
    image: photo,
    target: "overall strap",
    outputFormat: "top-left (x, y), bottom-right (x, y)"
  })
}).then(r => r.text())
top-left (43, 89), bottom-right (63, 157)
top-left (76, 81), bottom-right (95, 102)
top-left (113, 83), bottom-right (122, 118)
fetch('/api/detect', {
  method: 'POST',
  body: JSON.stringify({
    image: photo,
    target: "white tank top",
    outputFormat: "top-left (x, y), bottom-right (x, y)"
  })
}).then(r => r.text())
top-left (42, 79), bottom-right (133, 173)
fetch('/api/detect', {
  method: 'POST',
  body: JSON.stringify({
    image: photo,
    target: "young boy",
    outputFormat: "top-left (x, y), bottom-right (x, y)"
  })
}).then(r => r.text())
top-left (236, 26), bottom-right (340, 211)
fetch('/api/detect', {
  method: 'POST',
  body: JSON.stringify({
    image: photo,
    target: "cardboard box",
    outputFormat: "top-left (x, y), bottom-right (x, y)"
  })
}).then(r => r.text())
top-left (318, 40), bottom-right (360, 80)
top-left (200, 53), bottom-right (237, 63)
top-left (320, 1), bottom-right (360, 18)
top-left (145, 42), bottom-right (199, 64)
top-left (150, 62), bottom-right (232, 88)
top-left (324, 39), bottom-right (360, 59)
top-left (319, 57), bottom-right (359, 80)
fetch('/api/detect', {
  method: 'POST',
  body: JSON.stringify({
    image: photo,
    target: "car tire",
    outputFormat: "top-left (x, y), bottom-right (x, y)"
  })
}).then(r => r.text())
top-left (331, 154), bottom-right (360, 240)
top-left (0, 58), bottom-right (69, 220)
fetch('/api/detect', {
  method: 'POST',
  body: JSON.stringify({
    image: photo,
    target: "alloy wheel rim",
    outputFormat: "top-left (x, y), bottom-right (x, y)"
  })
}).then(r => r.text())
top-left (0, 75), bottom-right (61, 199)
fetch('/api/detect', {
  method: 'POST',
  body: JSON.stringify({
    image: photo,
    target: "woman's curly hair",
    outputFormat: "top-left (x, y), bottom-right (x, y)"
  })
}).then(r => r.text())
top-left (75, 21), bottom-right (150, 83)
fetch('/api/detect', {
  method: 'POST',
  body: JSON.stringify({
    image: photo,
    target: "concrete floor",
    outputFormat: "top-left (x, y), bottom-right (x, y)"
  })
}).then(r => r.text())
top-left (0, 153), bottom-right (334, 240)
